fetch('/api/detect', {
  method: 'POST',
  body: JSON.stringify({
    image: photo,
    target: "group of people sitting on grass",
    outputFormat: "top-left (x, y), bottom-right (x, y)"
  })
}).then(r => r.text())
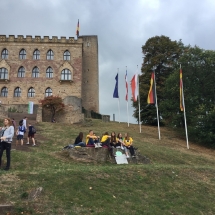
top-left (73, 130), bottom-right (136, 158)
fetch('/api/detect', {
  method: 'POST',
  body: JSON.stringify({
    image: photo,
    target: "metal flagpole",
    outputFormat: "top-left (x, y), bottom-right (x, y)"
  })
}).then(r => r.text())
top-left (137, 65), bottom-right (141, 133)
top-left (154, 70), bottom-right (161, 140)
top-left (126, 66), bottom-right (129, 127)
top-left (118, 69), bottom-right (121, 123)
top-left (180, 64), bottom-right (189, 149)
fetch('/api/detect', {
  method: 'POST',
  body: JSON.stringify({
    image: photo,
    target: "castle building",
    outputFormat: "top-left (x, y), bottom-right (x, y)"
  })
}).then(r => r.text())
top-left (0, 35), bottom-right (99, 122)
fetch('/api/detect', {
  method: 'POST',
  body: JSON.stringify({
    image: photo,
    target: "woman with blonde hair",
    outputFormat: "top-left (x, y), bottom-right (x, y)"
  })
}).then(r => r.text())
top-left (123, 132), bottom-right (135, 158)
top-left (0, 118), bottom-right (14, 170)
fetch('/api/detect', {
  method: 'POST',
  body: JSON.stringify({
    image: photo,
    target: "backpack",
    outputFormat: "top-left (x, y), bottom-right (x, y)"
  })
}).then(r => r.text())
top-left (19, 125), bottom-right (26, 133)
top-left (32, 126), bottom-right (36, 134)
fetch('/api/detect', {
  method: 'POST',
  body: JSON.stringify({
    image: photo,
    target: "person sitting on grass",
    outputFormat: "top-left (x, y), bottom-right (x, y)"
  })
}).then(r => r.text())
top-left (86, 130), bottom-right (101, 147)
top-left (123, 132), bottom-right (135, 158)
top-left (117, 133), bottom-right (130, 158)
top-left (16, 121), bottom-right (25, 146)
top-left (26, 123), bottom-right (36, 146)
top-left (74, 132), bottom-right (86, 147)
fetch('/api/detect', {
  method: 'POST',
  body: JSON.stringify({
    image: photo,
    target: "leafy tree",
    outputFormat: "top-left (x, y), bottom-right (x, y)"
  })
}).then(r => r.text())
top-left (133, 35), bottom-right (184, 124)
top-left (39, 96), bottom-right (65, 121)
top-left (160, 46), bottom-right (215, 145)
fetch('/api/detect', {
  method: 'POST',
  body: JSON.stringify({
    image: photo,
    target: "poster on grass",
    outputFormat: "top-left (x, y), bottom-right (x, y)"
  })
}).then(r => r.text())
top-left (28, 101), bottom-right (34, 114)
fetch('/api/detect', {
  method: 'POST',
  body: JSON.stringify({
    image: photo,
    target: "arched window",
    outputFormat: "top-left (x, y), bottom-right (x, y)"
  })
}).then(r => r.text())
top-left (18, 67), bottom-right (25, 78)
top-left (63, 50), bottom-right (70, 60)
top-left (61, 69), bottom-right (71, 80)
top-left (47, 50), bottom-right (54, 60)
top-left (19, 49), bottom-right (26, 59)
top-left (28, 87), bottom-right (35, 97)
top-left (46, 67), bottom-right (53, 78)
top-left (1, 87), bottom-right (8, 97)
top-left (45, 88), bottom-right (52, 97)
top-left (1, 49), bottom-right (8, 59)
top-left (33, 49), bottom-right (40, 60)
top-left (0, 68), bottom-right (8, 79)
top-left (32, 67), bottom-right (39, 78)
top-left (14, 87), bottom-right (21, 97)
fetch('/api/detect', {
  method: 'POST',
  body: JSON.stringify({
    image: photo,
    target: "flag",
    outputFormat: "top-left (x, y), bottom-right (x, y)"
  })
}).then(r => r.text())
top-left (113, 73), bottom-right (119, 98)
top-left (125, 70), bottom-right (128, 101)
top-left (147, 71), bottom-right (156, 104)
top-left (131, 74), bottom-right (138, 102)
top-left (180, 68), bottom-right (184, 111)
top-left (76, 19), bottom-right (79, 37)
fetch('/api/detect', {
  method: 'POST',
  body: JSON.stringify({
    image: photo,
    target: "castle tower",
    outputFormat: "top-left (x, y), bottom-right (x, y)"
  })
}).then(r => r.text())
top-left (81, 35), bottom-right (99, 113)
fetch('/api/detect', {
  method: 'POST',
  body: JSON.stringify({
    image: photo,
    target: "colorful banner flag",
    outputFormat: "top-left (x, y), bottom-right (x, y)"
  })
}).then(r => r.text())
top-left (125, 70), bottom-right (128, 101)
top-left (113, 73), bottom-right (119, 98)
top-left (76, 19), bottom-right (79, 37)
top-left (28, 101), bottom-right (34, 114)
top-left (147, 71), bottom-right (156, 104)
top-left (131, 74), bottom-right (138, 102)
top-left (180, 68), bottom-right (184, 111)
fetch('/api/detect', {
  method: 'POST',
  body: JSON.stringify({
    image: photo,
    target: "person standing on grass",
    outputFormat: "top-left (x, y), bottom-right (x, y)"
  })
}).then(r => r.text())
top-left (16, 121), bottom-right (25, 146)
top-left (74, 132), bottom-right (86, 147)
top-left (0, 118), bottom-right (14, 171)
top-left (11, 118), bottom-right (16, 130)
top-left (26, 123), bottom-right (36, 146)
top-left (123, 132), bottom-right (135, 158)
top-left (22, 117), bottom-right (27, 132)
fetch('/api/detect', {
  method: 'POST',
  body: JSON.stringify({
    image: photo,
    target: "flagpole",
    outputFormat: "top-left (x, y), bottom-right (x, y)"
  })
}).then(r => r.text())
top-left (126, 66), bottom-right (129, 127)
top-left (137, 65), bottom-right (141, 133)
top-left (154, 70), bottom-right (161, 140)
top-left (118, 68), bottom-right (121, 123)
top-left (180, 64), bottom-right (189, 149)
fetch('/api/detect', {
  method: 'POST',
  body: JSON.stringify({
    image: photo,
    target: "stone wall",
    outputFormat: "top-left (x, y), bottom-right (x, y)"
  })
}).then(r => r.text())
top-left (81, 36), bottom-right (99, 112)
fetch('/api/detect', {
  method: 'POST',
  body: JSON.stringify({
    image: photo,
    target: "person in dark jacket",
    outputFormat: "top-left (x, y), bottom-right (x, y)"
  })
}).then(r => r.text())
top-left (74, 132), bottom-right (86, 147)
top-left (26, 123), bottom-right (36, 146)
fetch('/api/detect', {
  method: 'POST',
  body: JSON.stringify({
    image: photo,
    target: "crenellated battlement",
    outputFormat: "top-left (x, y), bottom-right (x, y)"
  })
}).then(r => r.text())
top-left (0, 35), bottom-right (82, 44)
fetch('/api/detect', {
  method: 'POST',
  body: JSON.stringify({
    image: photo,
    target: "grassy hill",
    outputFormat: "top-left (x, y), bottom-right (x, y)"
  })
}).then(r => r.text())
top-left (1, 119), bottom-right (215, 215)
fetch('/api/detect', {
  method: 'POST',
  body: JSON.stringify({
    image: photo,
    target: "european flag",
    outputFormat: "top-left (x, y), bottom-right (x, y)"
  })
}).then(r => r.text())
top-left (113, 73), bottom-right (119, 98)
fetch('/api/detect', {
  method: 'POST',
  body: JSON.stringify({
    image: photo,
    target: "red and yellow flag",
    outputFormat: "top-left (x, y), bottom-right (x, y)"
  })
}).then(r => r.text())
top-left (147, 72), bottom-right (156, 104)
top-left (76, 19), bottom-right (79, 37)
top-left (180, 68), bottom-right (184, 111)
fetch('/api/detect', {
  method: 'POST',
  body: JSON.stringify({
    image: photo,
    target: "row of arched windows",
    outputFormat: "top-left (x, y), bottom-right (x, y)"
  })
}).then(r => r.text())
top-left (1, 87), bottom-right (52, 97)
top-left (0, 67), bottom-right (71, 80)
top-left (1, 48), bottom-right (71, 60)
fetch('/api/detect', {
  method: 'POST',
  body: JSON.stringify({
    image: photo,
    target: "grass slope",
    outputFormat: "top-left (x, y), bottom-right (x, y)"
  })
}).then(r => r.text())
top-left (1, 119), bottom-right (215, 215)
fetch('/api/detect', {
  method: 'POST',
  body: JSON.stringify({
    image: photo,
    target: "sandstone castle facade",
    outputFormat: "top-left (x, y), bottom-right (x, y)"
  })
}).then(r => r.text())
top-left (0, 35), bottom-right (99, 123)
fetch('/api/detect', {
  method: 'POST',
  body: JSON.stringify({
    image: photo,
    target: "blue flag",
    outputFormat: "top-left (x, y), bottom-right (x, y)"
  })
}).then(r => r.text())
top-left (113, 73), bottom-right (119, 98)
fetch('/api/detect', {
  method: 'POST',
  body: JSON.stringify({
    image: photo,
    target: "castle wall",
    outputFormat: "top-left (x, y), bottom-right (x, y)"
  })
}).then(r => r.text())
top-left (0, 35), bottom-right (83, 105)
top-left (81, 36), bottom-right (99, 113)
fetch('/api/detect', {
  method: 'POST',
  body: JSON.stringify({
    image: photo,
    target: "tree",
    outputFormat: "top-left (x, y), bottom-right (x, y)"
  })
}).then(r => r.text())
top-left (39, 96), bottom-right (65, 121)
top-left (133, 35), bottom-right (184, 124)
top-left (160, 46), bottom-right (215, 145)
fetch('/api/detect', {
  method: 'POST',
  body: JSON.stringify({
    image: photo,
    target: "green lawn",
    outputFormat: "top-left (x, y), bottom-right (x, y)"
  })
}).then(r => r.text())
top-left (1, 120), bottom-right (215, 215)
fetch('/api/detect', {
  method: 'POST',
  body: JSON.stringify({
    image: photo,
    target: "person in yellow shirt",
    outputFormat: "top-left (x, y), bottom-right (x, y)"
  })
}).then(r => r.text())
top-left (86, 130), bottom-right (101, 147)
top-left (100, 132), bottom-right (111, 147)
top-left (123, 133), bottom-right (135, 157)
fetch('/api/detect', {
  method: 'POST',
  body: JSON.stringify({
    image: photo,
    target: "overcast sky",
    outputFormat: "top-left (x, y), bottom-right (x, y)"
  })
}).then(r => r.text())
top-left (1, 0), bottom-right (215, 123)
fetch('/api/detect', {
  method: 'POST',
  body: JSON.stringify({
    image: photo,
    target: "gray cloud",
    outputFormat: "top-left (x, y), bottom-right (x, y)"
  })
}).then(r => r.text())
top-left (1, 0), bottom-right (215, 123)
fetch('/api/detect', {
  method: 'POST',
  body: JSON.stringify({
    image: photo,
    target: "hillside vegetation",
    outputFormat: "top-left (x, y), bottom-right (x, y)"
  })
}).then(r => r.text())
top-left (1, 119), bottom-right (215, 215)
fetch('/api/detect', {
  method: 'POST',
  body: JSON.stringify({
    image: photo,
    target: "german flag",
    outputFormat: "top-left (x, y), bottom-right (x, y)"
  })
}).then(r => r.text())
top-left (147, 71), bottom-right (156, 104)
top-left (180, 68), bottom-right (184, 111)
top-left (76, 19), bottom-right (79, 37)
